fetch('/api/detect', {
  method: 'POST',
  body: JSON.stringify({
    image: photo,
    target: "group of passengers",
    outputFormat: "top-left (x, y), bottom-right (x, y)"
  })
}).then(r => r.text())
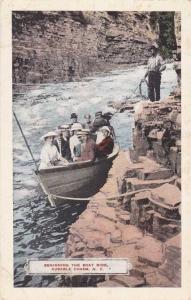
top-left (39, 112), bottom-right (115, 170)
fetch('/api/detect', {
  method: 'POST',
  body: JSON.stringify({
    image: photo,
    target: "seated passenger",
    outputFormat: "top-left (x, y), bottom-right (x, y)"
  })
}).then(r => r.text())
top-left (75, 129), bottom-right (96, 162)
top-left (53, 124), bottom-right (72, 161)
top-left (96, 126), bottom-right (114, 158)
top-left (69, 123), bottom-right (83, 161)
top-left (102, 112), bottom-right (116, 139)
top-left (96, 127), bottom-right (105, 144)
top-left (39, 131), bottom-right (69, 170)
top-left (83, 114), bottom-right (93, 131)
top-left (70, 113), bottom-right (82, 128)
top-left (92, 111), bottom-right (107, 133)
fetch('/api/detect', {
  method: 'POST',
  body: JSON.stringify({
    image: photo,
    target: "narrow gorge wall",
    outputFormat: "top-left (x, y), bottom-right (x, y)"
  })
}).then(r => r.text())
top-left (174, 12), bottom-right (181, 47)
top-left (13, 11), bottom-right (158, 84)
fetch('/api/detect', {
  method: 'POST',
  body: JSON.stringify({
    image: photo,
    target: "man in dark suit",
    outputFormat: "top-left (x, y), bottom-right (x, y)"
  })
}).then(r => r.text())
top-left (92, 111), bottom-right (108, 133)
top-left (53, 125), bottom-right (72, 162)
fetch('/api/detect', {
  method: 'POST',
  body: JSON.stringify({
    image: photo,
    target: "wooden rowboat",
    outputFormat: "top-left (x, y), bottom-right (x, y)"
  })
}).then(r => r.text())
top-left (35, 143), bottom-right (120, 206)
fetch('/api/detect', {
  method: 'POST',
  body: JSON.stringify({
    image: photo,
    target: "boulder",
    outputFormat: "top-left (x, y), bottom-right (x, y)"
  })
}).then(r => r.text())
top-left (118, 214), bottom-right (131, 225)
top-left (97, 206), bottom-right (118, 223)
top-left (137, 167), bottom-right (173, 181)
top-left (150, 183), bottom-right (181, 207)
top-left (116, 223), bottom-right (143, 244)
top-left (137, 235), bottom-right (165, 267)
top-left (88, 216), bottom-right (116, 234)
top-left (126, 176), bottom-right (176, 191)
top-left (107, 244), bottom-right (138, 266)
top-left (85, 231), bottom-right (111, 251)
top-left (110, 229), bottom-right (122, 243)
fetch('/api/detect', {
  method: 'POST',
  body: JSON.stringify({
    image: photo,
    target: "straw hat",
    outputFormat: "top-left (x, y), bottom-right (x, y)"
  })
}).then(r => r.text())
top-left (71, 123), bottom-right (83, 131)
top-left (77, 129), bottom-right (90, 136)
top-left (40, 131), bottom-right (58, 141)
top-left (58, 124), bottom-right (70, 130)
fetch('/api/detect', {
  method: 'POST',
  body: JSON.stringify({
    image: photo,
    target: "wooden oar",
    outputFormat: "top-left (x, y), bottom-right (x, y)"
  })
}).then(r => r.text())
top-left (13, 111), bottom-right (38, 170)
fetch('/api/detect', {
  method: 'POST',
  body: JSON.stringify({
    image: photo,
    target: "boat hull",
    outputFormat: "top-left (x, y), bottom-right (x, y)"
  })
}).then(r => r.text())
top-left (36, 144), bottom-right (119, 206)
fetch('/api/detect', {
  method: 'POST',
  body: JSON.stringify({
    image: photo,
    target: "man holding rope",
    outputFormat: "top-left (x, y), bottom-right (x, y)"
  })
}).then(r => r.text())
top-left (144, 43), bottom-right (166, 102)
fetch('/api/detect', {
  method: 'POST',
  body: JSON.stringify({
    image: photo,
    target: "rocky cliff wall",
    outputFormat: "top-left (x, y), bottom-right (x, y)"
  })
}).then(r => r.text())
top-left (12, 11), bottom-right (158, 84)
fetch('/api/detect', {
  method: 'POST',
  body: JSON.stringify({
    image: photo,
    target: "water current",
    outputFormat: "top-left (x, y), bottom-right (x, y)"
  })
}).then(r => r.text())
top-left (13, 63), bottom-right (177, 286)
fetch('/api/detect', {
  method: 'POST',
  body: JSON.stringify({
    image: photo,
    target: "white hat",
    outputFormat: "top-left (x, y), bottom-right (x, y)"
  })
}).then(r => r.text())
top-left (77, 129), bottom-right (91, 136)
top-left (59, 124), bottom-right (70, 130)
top-left (100, 126), bottom-right (110, 133)
top-left (71, 123), bottom-right (83, 131)
top-left (40, 131), bottom-right (58, 141)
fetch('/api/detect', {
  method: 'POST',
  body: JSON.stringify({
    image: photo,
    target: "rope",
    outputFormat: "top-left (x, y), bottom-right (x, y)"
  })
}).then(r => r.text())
top-left (116, 79), bottom-right (149, 114)
top-left (49, 188), bottom-right (152, 202)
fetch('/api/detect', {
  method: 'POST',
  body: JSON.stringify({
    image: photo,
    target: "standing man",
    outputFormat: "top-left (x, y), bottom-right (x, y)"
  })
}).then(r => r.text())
top-left (70, 113), bottom-right (82, 128)
top-left (83, 114), bottom-right (93, 131)
top-left (144, 44), bottom-right (166, 102)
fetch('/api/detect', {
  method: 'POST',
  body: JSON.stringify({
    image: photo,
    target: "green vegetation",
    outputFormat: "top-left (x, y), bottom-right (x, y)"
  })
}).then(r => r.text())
top-left (150, 12), bottom-right (177, 58)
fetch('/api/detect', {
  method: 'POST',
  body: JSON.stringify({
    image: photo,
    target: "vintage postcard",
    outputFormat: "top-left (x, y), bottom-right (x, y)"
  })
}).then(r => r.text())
top-left (0, 0), bottom-right (191, 299)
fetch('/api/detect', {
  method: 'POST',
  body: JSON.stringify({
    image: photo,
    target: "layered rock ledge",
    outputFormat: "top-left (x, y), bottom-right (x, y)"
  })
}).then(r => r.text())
top-left (63, 91), bottom-right (181, 287)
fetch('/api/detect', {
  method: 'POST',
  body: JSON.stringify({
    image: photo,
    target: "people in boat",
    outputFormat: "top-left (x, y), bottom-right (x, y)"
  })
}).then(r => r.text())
top-left (96, 126), bottom-right (114, 158)
top-left (53, 124), bottom-right (72, 161)
top-left (70, 113), bottom-right (82, 128)
top-left (144, 43), bottom-right (166, 102)
top-left (92, 111), bottom-right (107, 133)
top-left (75, 129), bottom-right (96, 162)
top-left (102, 112), bottom-right (116, 139)
top-left (69, 123), bottom-right (83, 161)
top-left (39, 131), bottom-right (69, 170)
top-left (83, 114), bottom-right (93, 131)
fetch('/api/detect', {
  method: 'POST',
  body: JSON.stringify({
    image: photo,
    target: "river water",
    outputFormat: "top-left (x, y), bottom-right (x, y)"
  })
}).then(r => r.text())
top-left (13, 63), bottom-right (177, 287)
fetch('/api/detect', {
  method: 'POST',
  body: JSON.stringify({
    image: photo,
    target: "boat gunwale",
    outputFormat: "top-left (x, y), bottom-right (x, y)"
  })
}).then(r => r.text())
top-left (36, 143), bottom-right (120, 175)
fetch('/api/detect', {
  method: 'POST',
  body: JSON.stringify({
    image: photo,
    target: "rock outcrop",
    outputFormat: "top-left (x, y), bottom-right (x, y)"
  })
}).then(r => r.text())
top-left (12, 11), bottom-right (158, 84)
top-left (63, 90), bottom-right (181, 287)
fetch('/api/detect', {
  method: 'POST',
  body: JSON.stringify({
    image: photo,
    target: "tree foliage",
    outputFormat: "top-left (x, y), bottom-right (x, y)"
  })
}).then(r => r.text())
top-left (150, 12), bottom-right (177, 58)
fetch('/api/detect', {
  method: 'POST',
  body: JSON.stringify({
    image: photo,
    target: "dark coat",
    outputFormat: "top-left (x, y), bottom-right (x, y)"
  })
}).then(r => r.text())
top-left (53, 138), bottom-right (71, 161)
top-left (96, 136), bottom-right (114, 158)
top-left (92, 116), bottom-right (107, 132)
